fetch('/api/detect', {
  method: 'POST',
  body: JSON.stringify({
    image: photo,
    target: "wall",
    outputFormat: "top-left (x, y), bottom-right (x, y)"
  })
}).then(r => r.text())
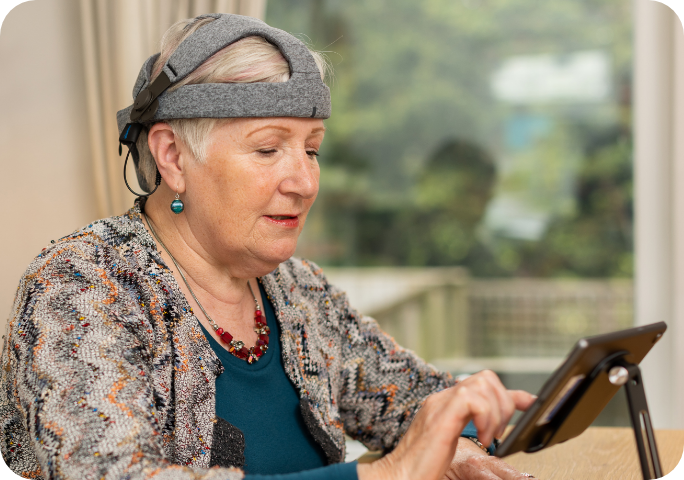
top-left (0, 0), bottom-right (98, 328)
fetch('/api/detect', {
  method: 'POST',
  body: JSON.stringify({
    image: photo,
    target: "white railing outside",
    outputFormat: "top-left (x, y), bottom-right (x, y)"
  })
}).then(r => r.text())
top-left (324, 268), bottom-right (633, 366)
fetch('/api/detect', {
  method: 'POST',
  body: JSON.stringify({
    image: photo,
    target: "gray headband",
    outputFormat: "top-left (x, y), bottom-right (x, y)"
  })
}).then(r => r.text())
top-left (116, 13), bottom-right (331, 135)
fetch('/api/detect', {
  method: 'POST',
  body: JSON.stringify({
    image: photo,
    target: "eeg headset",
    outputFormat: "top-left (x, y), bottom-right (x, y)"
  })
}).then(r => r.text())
top-left (117, 13), bottom-right (331, 197)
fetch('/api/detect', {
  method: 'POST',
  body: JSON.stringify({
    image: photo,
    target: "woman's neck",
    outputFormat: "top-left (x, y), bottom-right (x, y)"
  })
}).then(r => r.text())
top-left (141, 192), bottom-right (262, 347)
top-left (144, 192), bottom-right (248, 304)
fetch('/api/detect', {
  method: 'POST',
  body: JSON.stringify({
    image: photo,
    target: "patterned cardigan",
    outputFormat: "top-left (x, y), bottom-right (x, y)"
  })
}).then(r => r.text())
top-left (0, 203), bottom-right (455, 480)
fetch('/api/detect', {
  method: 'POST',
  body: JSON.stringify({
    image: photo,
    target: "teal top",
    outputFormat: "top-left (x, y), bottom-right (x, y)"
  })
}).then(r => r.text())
top-left (198, 283), bottom-right (358, 480)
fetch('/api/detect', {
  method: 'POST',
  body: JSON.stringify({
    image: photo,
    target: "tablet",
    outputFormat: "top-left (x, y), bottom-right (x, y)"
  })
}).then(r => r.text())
top-left (494, 321), bottom-right (667, 458)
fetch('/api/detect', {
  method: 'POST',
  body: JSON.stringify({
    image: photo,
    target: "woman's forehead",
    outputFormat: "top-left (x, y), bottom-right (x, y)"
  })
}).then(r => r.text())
top-left (220, 117), bottom-right (326, 138)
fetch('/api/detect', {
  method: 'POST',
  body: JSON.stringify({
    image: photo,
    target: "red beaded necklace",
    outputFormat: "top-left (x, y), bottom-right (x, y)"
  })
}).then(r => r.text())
top-left (210, 282), bottom-right (270, 364)
top-left (145, 213), bottom-right (270, 364)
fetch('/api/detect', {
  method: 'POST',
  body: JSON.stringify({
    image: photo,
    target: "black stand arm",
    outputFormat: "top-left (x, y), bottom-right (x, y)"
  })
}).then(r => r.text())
top-left (610, 362), bottom-right (663, 479)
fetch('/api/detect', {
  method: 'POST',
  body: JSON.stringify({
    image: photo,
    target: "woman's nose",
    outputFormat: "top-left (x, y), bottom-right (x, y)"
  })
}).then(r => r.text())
top-left (280, 150), bottom-right (319, 199)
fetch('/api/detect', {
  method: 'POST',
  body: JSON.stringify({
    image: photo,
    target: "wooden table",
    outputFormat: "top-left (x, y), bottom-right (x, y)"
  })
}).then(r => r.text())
top-left (357, 427), bottom-right (683, 478)
top-left (503, 427), bottom-right (684, 479)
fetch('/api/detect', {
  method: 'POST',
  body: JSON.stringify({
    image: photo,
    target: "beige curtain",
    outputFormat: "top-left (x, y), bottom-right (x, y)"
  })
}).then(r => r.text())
top-left (78, 0), bottom-right (267, 217)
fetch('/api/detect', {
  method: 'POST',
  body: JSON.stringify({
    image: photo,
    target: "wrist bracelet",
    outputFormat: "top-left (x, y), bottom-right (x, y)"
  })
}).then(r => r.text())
top-left (465, 437), bottom-right (490, 455)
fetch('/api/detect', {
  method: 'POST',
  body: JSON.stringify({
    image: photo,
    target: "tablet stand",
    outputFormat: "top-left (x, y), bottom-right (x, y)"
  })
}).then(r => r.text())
top-left (609, 361), bottom-right (663, 479)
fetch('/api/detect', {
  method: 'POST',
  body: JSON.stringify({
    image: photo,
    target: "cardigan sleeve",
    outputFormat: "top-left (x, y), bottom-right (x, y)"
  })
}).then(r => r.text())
top-left (0, 241), bottom-right (242, 480)
top-left (322, 274), bottom-right (457, 453)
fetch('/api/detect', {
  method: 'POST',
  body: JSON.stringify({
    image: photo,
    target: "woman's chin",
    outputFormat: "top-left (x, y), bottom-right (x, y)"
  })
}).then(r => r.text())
top-left (254, 241), bottom-right (299, 267)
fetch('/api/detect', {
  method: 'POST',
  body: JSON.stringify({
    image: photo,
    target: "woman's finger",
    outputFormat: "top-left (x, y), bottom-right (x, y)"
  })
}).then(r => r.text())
top-left (456, 372), bottom-right (535, 443)
top-left (509, 390), bottom-right (537, 411)
top-left (458, 375), bottom-right (503, 446)
top-left (446, 438), bottom-right (541, 480)
top-left (478, 371), bottom-right (517, 438)
top-left (477, 371), bottom-right (514, 443)
top-left (439, 384), bottom-right (490, 439)
top-left (484, 455), bottom-right (538, 480)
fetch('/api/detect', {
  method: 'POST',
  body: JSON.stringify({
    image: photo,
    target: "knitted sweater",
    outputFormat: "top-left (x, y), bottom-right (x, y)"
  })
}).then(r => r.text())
top-left (0, 202), bottom-right (455, 480)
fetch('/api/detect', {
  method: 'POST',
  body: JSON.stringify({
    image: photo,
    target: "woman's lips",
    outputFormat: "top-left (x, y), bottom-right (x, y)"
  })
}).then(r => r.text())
top-left (264, 215), bottom-right (299, 228)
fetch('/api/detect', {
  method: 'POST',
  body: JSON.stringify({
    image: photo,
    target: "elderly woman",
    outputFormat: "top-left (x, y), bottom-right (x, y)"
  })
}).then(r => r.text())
top-left (0, 14), bottom-right (535, 480)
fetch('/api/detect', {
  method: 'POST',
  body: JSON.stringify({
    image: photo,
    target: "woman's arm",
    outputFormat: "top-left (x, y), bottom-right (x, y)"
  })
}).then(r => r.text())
top-left (317, 268), bottom-right (535, 480)
top-left (0, 241), bottom-right (242, 480)
top-left (323, 279), bottom-right (456, 451)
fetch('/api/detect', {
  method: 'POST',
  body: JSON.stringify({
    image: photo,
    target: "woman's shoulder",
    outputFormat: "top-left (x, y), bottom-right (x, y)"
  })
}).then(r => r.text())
top-left (21, 204), bottom-right (153, 284)
top-left (263, 257), bottom-right (352, 315)
top-left (8, 205), bottom-right (166, 337)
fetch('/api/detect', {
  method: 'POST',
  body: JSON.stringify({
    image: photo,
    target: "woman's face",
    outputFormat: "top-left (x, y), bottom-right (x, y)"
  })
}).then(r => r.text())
top-left (182, 117), bottom-right (324, 275)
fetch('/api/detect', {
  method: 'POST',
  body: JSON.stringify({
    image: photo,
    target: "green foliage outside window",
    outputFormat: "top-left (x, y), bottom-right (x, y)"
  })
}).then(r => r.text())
top-left (266, 0), bottom-right (633, 278)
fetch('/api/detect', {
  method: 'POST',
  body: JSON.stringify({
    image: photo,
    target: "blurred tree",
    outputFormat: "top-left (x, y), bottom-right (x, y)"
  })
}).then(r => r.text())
top-left (349, 140), bottom-right (498, 267)
top-left (517, 126), bottom-right (633, 276)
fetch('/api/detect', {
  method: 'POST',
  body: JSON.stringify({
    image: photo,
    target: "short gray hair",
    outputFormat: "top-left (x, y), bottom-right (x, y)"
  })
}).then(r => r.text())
top-left (134, 16), bottom-right (329, 192)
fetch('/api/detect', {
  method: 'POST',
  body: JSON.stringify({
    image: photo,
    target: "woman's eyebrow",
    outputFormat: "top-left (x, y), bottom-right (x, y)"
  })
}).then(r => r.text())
top-left (245, 125), bottom-right (326, 138)
top-left (246, 125), bottom-right (291, 137)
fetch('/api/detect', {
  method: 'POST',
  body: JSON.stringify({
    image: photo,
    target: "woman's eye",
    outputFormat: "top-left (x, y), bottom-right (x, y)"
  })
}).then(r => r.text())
top-left (257, 149), bottom-right (277, 155)
top-left (307, 150), bottom-right (320, 158)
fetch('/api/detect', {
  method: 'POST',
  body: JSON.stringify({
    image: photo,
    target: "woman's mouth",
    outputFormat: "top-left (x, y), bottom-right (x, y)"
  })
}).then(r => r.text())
top-left (265, 215), bottom-right (299, 228)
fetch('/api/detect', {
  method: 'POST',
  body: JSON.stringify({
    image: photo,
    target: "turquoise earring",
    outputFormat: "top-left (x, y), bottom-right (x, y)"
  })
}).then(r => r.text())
top-left (170, 187), bottom-right (184, 214)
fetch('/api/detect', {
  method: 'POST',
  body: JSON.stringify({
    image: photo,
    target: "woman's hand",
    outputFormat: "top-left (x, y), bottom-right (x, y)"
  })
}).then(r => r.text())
top-left (357, 370), bottom-right (536, 480)
top-left (443, 437), bottom-right (533, 479)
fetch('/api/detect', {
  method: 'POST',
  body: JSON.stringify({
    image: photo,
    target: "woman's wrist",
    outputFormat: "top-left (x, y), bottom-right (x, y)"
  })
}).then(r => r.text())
top-left (356, 462), bottom-right (374, 480)
top-left (463, 435), bottom-right (500, 455)
top-left (356, 454), bottom-right (400, 480)
top-left (464, 436), bottom-right (490, 454)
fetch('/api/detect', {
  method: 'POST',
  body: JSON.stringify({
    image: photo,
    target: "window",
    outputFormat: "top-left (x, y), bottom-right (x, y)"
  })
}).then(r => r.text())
top-left (267, 0), bottom-right (633, 426)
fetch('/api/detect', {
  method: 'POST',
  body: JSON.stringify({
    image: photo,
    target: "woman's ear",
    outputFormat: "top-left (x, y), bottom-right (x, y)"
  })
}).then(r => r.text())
top-left (147, 123), bottom-right (186, 193)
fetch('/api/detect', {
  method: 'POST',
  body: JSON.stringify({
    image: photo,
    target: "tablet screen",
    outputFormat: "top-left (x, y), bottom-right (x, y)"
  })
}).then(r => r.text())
top-left (535, 373), bottom-right (585, 426)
